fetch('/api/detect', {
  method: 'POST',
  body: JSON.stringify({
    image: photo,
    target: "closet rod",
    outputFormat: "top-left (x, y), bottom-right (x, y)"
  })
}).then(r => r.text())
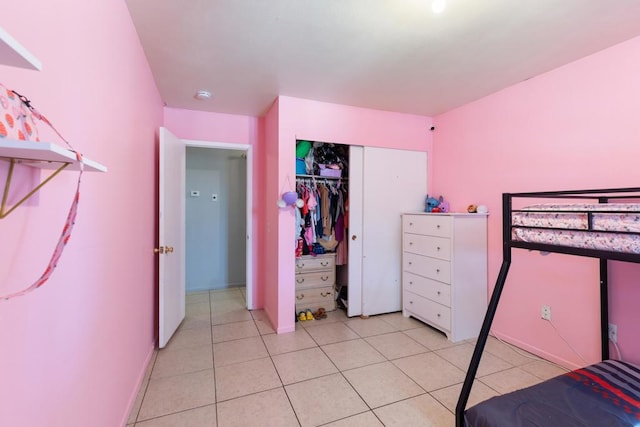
top-left (295, 174), bottom-right (347, 181)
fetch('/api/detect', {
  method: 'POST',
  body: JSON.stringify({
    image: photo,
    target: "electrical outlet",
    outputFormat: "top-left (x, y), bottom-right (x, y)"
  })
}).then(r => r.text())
top-left (541, 305), bottom-right (552, 321)
top-left (608, 323), bottom-right (618, 343)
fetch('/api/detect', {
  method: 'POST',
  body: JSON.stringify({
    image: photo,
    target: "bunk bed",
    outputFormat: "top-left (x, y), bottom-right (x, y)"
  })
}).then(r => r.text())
top-left (456, 187), bottom-right (640, 427)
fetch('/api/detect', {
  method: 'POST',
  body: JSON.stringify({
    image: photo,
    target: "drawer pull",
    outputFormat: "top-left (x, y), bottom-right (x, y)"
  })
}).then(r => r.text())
top-left (296, 278), bottom-right (305, 284)
top-left (437, 313), bottom-right (441, 318)
top-left (296, 294), bottom-right (304, 300)
top-left (437, 225), bottom-right (441, 229)
top-left (409, 300), bottom-right (414, 304)
top-left (436, 269), bottom-right (440, 273)
top-left (321, 276), bottom-right (329, 281)
top-left (296, 262), bottom-right (304, 268)
top-left (437, 246), bottom-right (441, 251)
top-left (437, 291), bottom-right (441, 295)
top-left (409, 281), bottom-right (413, 285)
top-left (320, 261), bottom-right (329, 267)
top-left (409, 242), bottom-right (413, 245)
top-left (409, 222), bottom-right (413, 226)
top-left (320, 292), bottom-right (331, 297)
top-left (408, 261), bottom-right (412, 265)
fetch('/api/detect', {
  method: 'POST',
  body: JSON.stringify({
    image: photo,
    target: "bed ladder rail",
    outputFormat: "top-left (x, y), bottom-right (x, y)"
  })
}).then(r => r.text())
top-left (455, 259), bottom-right (511, 427)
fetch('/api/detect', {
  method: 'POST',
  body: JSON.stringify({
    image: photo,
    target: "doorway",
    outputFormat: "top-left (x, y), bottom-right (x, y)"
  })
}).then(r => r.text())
top-left (184, 140), bottom-right (254, 309)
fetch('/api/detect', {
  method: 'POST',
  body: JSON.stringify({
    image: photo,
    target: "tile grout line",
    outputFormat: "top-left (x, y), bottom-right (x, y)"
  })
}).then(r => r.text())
top-left (184, 293), bottom-right (544, 425)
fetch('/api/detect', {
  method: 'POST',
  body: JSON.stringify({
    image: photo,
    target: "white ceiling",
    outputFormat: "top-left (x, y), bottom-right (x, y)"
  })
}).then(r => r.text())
top-left (125, 0), bottom-right (640, 117)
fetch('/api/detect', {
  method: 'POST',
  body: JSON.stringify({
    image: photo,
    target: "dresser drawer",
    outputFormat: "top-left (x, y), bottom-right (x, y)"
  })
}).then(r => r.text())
top-left (295, 286), bottom-right (335, 307)
top-left (295, 254), bottom-right (336, 273)
top-left (295, 270), bottom-right (335, 290)
top-left (403, 215), bottom-right (451, 238)
top-left (403, 252), bottom-right (451, 284)
top-left (403, 272), bottom-right (451, 307)
top-left (404, 291), bottom-right (451, 331)
top-left (403, 233), bottom-right (451, 260)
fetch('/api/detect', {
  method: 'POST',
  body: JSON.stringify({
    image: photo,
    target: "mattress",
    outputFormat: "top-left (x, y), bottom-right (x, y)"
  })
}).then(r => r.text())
top-left (512, 204), bottom-right (640, 254)
top-left (465, 359), bottom-right (640, 427)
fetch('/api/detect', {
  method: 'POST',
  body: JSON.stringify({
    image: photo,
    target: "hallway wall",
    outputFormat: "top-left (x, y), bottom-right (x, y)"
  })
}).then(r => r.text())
top-left (186, 147), bottom-right (247, 292)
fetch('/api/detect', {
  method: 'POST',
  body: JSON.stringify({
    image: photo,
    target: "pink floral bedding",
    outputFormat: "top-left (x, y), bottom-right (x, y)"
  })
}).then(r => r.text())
top-left (512, 204), bottom-right (640, 253)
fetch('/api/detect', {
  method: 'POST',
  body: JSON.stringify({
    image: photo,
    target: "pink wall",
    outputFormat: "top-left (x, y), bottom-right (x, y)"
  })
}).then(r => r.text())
top-left (163, 108), bottom-right (260, 145)
top-left (0, 1), bottom-right (163, 425)
top-left (263, 99), bottom-right (282, 329)
top-left (433, 36), bottom-right (640, 368)
top-left (272, 96), bottom-right (434, 332)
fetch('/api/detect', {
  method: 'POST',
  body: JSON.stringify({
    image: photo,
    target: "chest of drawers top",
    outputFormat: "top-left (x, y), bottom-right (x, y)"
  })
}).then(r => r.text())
top-left (403, 213), bottom-right (451, 237)
top-left (403, 212), bottom-right (487, 235)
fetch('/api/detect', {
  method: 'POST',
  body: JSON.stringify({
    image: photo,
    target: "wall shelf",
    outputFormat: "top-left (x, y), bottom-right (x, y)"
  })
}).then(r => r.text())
top-left (0, 26), bottom-right (42, 70)
top-left (0, 139), bottom-right (107, 172)
top-left (0, 139), bottom-right (107, 218)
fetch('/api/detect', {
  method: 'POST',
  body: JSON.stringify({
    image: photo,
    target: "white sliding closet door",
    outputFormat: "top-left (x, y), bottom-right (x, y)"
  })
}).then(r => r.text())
top-left (350, 147), bottom-right (427, 316)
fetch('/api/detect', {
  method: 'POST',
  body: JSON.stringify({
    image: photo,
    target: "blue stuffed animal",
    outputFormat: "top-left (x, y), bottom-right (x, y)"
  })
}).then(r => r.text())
top-left (426, 195), bottom-right (450, 213)
top-left (425, 195), bottom-right (439, 212)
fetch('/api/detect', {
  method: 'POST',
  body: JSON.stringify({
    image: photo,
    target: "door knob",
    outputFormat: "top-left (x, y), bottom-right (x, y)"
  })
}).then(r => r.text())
top-left (154, 246), bottom-right (174, 254)
top-left (352, 235), bottom-right (357, 241)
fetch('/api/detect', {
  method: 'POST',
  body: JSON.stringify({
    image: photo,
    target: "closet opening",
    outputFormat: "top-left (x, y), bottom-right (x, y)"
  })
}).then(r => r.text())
top-left (294, 141), bottom-right (350, 318)
top-left (294, 139), bottom-right (427, 320)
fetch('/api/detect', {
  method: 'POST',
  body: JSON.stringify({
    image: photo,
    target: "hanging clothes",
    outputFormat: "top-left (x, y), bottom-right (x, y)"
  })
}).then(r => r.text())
top-left (335, 187), bottom-right (348, 265)
top-left (296, 177), bottom-right (347, 257)
top-left (319, 183), bottom-right (331, 237)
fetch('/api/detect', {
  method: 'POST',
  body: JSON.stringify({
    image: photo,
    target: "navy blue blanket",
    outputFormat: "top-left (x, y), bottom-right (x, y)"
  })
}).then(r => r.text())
top-left (465, 360), bottom-right (640, 426)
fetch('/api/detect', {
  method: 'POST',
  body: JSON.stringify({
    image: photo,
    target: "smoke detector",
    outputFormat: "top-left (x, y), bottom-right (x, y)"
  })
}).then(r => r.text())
top-left (194, 90), bottom-right (212, 100)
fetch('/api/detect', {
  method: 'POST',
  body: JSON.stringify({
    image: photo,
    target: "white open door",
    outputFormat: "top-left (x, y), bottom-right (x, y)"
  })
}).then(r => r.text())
top-left (158, 127), bottom-right (186, 348)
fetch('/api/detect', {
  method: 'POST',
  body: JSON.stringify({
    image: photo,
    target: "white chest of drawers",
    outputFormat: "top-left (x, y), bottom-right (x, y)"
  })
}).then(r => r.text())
top-left (402, 213), bottom-right (487, 342)
top-left (295, 253), bottom-right (336, 313)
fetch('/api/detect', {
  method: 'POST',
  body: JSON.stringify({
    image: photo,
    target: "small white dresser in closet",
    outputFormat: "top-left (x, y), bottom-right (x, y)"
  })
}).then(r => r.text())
top-left (402, 213), bottom-right (487, 342)
top-left (295, 253), bottom-right (336, 312)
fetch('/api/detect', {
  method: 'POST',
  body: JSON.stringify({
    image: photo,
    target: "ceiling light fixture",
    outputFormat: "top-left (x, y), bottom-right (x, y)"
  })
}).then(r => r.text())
top-left (431, 0), bottom-right (446, 14)
top-left (194, 90), bottom-right (212, 100)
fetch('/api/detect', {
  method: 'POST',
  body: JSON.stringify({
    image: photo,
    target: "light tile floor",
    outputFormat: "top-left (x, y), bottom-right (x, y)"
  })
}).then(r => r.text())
top-left (127, 288), bottom-right (567, 426)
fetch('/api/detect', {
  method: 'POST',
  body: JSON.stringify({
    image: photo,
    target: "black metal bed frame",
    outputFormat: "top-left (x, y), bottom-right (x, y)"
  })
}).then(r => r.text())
top-left (455, 187), bottom-right (640, 427)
